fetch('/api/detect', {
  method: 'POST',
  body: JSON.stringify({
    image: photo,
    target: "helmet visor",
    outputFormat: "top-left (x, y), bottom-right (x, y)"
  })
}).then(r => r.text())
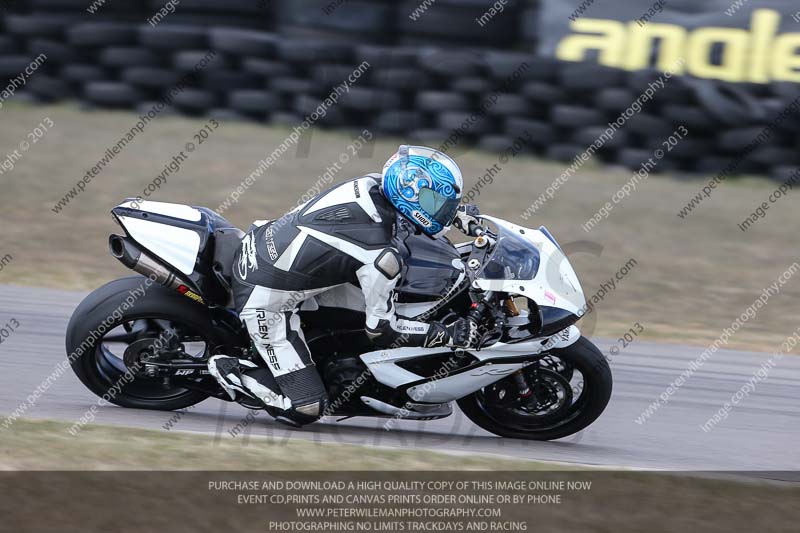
top-left (419, 188), bottom-right (460, 227)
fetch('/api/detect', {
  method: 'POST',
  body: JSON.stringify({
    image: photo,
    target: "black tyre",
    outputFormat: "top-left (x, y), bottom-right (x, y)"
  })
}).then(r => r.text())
top-left (504, 117), bottom-right (556, 146)
top-left (717, 126), bottom-right (764, 152)
top-left (229, 90), bottom-right (282, 113)
top-left (173, 89), bottom-right (217, 111)
top-left (27, 38), bottom-right (79, 64)
top-left (661, 104), bottom-right (714, 130)
top-left (690, 79), bottom-right (766, 127)
top-left (572, 126), bottom-right (629, 151)
top-left (458, 336), bottom-right (612, 441)
top-left (551, 105), bottom-right (606, 128)
top-left (418, 48), bottom-right (484, 77)
top-left (521, 81), bottom-right (564, 104)
top-left (99, 47), bottom-right (161, 68)
top-left (209, 28), bottom-right (279, 57)
top-left (268, 77), bottom-right (315, 94)
top-left (372, 67), bottom-right (434, 91)
top-left (546, 143), bottom-right (586, 162)
top-left (558, 62), bottom-right (625, 90)
top-left (84, 82), bottom-right (142, 106)
top-left (340, 87), bottom-right (402, 112)
top-left (477, 135), bottom-right (517, 153)
top-left (0, 56), bottom-right (41, 78)
top-left (374, 110), bottom-right (426, 133)
top-left (417, 91), bottom-right (471, 112)
top-left (484, 94), bottom-right (531, 116)
top-left (242, 57), bottom-right (293, 77)
top-left (26, 75), bottom-right (70, 100)
top-left (450, 77), bottom-right (492, 94)
top-left (209, 108), bottom-right (259, 123)
top-left (66, 22), bottom-right (138, 46)
top-left (67, 277), bottom-right (220, 411)
top-left (594, 87), bottom-right (636, 112)
top-left (202, 70), bottom-right (261, 91)
top-left (312, 64), bottom-right (370, 89)
top-left (484, 51), bottom-right (552, 81)
top-left (121, 67), bottom-right (181, 88)
top-left (0, 36), bottom-right (18, 55)
top-left (353, 44), bottom-right (419, 68)
top-left (174, 51), bottom-right (230, 71)
top-left (615, 148), bottom-right (676, 172)
top-left (276, 38), bottom-right (352, 64)
top-left (5, 14), bottom-right (73, 37)
top-left (624, 113), bottom-right (675, 137)
top-left (61, 64), bottom-right (108, 83)
top-left (747, 146), bottom-right (800, 167)
top-left (437, 111), bottom-right (494, 136)
top-left (139, 24), bottom-right (209, 50)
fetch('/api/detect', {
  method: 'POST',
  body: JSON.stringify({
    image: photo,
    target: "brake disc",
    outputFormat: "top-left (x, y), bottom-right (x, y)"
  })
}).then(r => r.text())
top-left (518, 367), bottom-right (574, 417)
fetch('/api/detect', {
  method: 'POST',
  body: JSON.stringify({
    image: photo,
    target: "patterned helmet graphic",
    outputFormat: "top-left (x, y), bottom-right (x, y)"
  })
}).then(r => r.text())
top-left (381, 145), bottom-right (463, 238)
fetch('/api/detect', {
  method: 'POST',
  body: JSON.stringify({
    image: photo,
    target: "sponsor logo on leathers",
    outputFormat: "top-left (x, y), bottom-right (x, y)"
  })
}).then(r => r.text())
top-left (264, 225), bottom-right (279, 261)
top-left (256, 310), bottom-right (281, 371)
top-left (238, 233), bottom-right (258, 280)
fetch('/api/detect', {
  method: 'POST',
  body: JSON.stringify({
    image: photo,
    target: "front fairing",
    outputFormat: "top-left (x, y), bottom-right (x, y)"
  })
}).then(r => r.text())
top-left (473, 216), bottom-right (586, 336)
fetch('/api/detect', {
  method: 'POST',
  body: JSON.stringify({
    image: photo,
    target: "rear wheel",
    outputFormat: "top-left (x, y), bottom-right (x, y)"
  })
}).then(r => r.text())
top-left (457, 336), bottom-right (612, 440)
top-left (67, 277), bottom-right (223, 411)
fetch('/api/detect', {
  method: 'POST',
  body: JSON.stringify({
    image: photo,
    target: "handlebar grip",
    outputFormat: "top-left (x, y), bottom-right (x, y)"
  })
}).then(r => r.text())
top-left (467, 301), bottom-right (487, 323)
top-left (468, 222), bottom-right (485, 237)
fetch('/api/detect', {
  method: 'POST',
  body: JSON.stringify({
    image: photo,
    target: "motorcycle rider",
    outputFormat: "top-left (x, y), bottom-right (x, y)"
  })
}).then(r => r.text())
top-left (208, 145), bottom-right (483, 427)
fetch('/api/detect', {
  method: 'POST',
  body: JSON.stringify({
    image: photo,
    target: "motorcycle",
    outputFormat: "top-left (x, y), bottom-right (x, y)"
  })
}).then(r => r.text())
top-left (67, 199), bottom-right (611, 440)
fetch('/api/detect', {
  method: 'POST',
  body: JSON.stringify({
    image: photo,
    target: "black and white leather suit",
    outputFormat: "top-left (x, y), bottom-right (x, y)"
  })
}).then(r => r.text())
top-left (209, 174), bottom-right (475, 426)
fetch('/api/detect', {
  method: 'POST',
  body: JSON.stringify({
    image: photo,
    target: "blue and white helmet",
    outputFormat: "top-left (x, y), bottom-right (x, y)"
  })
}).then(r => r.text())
top-left (381, 145), bottom-right (463, 239)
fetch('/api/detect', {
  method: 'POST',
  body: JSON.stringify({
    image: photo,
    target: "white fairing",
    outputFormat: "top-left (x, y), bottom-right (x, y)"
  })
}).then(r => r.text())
top-left (360, 325), bottom-right (581, 402)
top-left (117, 215), bottom-right (201, 275)
top-left (356, 212), bottom-right (587, 405)
top-left (474, 216), bottom-right (586, 317)
top-left (118, 200), bottom-right (202, 221)
top-left (406, 362), bottom-right (531, 403)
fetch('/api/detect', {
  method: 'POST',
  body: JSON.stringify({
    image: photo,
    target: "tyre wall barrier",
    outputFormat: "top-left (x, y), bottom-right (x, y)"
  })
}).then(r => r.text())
top-left (0, 0), bottom-right (797, 181)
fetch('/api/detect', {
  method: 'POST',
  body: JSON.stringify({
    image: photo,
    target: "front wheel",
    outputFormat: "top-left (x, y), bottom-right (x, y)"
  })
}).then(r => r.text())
top-left (457, 336), bottom-right (612, 441)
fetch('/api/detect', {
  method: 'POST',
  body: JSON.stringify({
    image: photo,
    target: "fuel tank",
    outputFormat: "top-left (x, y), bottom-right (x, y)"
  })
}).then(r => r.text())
top-left (394, 230), bottom-right (462, 303)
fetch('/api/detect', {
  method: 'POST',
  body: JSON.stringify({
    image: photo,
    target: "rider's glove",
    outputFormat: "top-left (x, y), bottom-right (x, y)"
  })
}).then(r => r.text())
top-left (424, 318), bottom-right (480, 349)
top-left (453, 204), bottom-right (481, 237)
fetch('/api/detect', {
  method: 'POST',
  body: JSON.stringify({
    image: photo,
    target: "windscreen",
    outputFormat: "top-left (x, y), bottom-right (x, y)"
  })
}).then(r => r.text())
top-left (478, 228), bottom-right (540, 281)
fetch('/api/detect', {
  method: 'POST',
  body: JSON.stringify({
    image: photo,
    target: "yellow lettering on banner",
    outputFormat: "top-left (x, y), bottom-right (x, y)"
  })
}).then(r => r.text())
top-left (686, 27), bottom-right (748, 82)
top-left (749, 9), bottom-right (779, 83)
top-left (625, 23), bottom-right (687, 72)
top-left (556, 19), bottom-right (626, 67)
top-left (555, 8), bottom-right (800, 83)
top-left (773, 33), bottom-right (800, 82)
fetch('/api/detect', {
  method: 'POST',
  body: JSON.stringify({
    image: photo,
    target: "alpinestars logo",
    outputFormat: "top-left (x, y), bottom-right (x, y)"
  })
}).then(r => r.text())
top-left (238, 233), bottom-right (258, 280)
top-left (256, 310), bottom-right (281, 371)
top-left (427, 330), bottom-right (446, 347)
top-left (353, 180), bottom-right (361, 198)
top-left (264, 225), bottom-right (279, 261)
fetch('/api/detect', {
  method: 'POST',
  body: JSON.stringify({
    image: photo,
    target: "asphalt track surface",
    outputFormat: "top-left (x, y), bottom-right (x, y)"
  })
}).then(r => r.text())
top-left (1, 284), bottom-right (799, 475)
